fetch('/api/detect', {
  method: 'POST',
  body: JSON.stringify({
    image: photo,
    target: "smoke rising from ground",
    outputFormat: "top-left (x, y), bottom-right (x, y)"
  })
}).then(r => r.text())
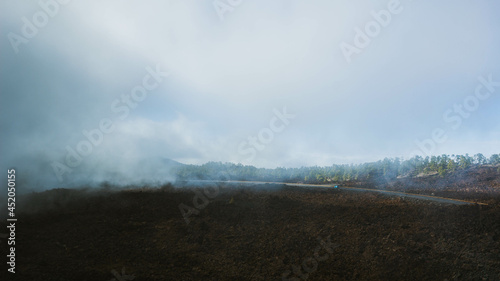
top-left (1, 1), bottom-right (499, 191)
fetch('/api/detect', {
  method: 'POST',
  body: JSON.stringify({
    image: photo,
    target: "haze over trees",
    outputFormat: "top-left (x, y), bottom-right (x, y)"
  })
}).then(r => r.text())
top-left (174, 153), bottom-right (500, 184)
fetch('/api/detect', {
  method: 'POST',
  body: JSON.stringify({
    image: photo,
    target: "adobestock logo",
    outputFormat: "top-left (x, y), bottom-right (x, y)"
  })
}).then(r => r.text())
top-left (340, 0), bottom-right (404, 63)
top-left (412, 74), bottom-right (499, 157)
top-left (282, 235), bottom-right (339, 281)
top-left (7, 0), bottom-right (71, 54)
top-left (51, 64), bottom-right (170, 182)
top-left (238, 107), bottom-right (295, 162)
top-left (179, 170), bottom-right (231, 225)
top-left (213, 0), bottom-right (244, 21)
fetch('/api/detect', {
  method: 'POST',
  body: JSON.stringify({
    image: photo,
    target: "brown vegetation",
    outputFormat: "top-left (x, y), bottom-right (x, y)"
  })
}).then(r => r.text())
top-left (2, 177), bottom-right (500, 280)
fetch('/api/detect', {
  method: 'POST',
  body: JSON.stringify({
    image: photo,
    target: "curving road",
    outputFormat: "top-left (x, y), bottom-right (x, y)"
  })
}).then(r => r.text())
top-left (187, 180), bottom-right (487, 206)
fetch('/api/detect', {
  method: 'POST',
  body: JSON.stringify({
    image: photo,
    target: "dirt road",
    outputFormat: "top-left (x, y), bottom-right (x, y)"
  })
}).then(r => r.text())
top-left (187, 180), bottom-right (487, 205)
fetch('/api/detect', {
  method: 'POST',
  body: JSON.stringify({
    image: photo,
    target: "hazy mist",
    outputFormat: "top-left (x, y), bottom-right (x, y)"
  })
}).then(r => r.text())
top-left (1, 0), bottom-right (499, 191)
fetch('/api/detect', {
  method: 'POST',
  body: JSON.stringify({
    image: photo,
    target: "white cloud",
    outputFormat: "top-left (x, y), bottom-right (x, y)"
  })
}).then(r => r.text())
top-left (1, 0), bottom-right (499, 189)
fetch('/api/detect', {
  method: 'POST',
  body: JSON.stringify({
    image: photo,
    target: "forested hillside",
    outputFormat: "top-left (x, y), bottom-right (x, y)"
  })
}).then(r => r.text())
top-left (174, 154), bottom-right (500, 184)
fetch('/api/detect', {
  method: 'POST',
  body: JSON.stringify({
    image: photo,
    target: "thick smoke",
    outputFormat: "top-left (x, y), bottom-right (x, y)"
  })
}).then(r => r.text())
top-left (1, 1), bottom-right (500, 193)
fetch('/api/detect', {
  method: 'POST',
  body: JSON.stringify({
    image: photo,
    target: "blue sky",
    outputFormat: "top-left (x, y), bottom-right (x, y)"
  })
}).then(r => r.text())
top-left (1, 0), bottom-right (499, 189)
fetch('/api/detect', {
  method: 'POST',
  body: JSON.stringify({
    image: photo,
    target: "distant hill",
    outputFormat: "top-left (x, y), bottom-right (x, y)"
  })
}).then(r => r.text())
top-left (173, 154), bottom-right (500, 184)
top-left (160, 157), bottom-right (185, 167)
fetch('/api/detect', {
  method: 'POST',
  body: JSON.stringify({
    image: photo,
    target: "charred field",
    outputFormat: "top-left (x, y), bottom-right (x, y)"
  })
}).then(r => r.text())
top-left (2, 176), bottom-right (500, 281)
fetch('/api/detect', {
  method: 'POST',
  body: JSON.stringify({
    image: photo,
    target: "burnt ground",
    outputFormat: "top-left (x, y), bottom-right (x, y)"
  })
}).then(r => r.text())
top-left (1, 176), bottom-right (500, 280)
top-left (353, 165), bottom-right (500, 204)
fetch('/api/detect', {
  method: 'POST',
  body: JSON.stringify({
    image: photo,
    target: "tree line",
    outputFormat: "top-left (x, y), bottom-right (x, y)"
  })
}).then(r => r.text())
top-left (174, 153), bottom-right (500, 184)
